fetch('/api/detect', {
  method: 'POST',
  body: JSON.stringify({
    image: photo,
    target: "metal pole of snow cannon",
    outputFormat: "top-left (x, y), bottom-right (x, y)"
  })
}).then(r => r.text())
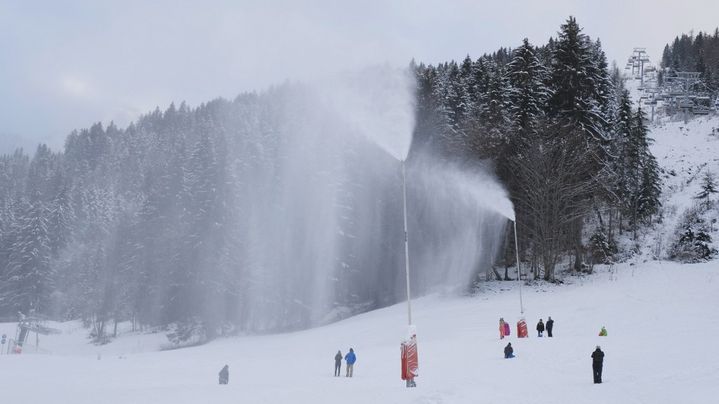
top-left (402, 160), bottom-right (412, 326)
top-left (401, 161), bottom-right (419, 388)
top-left (513, 219), bottom-right (524, 315)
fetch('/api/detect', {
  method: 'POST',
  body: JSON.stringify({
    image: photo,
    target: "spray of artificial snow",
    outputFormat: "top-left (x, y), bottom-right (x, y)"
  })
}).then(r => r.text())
top-left (234, 65), bottom-right (512, 330)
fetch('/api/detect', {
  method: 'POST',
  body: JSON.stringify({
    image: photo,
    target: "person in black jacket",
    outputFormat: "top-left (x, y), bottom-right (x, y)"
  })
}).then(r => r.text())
top-left (536, 319), bottom-right (545, 337)
top-left (219, 364), bottom-right (229, 385)
top-left (334, 350), bottom-right (343, 377)
top-left (546, 317), bottom-right (554, 337)
top-left (504, 343), bottom-right (514, 358)
top-left (591, 346), bottom-right (605, 383)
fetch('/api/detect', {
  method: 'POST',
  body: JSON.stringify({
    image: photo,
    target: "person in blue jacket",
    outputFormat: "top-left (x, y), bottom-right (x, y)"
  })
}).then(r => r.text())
top-left (345, 348), bottom-right (357, 377)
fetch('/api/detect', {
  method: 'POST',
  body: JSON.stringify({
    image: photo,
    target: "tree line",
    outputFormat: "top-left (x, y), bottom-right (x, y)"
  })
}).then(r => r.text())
top-left (0, 83), bottom-right (503, 342)
top-left (410, 17), bottom-right (661, 281)
top-left (660, 28), bottom-right (719, 92)
top-left (0, 95), bottom-right (412, 340)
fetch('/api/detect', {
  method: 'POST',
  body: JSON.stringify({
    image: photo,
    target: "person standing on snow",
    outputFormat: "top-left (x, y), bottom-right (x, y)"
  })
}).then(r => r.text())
top-left (345, 348), bottom-right (357, 377)
top-left (591, 346), bottom-right (605, 383)
top-left (546, 317), bottom-right (554, 337)
top-left (504, 343), bottom-right (514, 358)
top-left (499, 318), bottom-right (506, 339)
top-left (536, 319), bottom-right (545, 337)
top-left (599, 326), bottom-right (607, 336)
top-left (334, 350), bottom-right (343, 377)
top-left (219, 364), bottom-right (229, 385)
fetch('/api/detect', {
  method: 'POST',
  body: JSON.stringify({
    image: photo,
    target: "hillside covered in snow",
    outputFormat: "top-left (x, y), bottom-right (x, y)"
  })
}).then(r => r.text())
top-left (1, 259), bottom-right (717, 404)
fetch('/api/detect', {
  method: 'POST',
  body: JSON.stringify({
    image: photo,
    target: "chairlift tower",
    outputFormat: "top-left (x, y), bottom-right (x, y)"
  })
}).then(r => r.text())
top-left (639, 86), bottom-right (661, 121)
top-left (626, 48), bottom-right (650, 86)
top-left (664, 71), bottom-right (704, 115)
top-left (9, 313), bottom-right (60, 354)
top-left (674, 71), bottom-right (703, 94)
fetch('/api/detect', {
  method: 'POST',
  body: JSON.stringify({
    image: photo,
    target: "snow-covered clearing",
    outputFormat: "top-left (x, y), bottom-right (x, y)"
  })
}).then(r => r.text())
top-left (1, 261), bottom-right (717, 404)
top-left (621, 74), bottom-right (719, 259)
top-left (646, 115), bottom-right (719, 253)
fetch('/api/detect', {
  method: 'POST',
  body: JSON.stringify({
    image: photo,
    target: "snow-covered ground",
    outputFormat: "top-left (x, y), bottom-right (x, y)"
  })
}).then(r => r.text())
top-left (1, 261), bottom-right (718, 404)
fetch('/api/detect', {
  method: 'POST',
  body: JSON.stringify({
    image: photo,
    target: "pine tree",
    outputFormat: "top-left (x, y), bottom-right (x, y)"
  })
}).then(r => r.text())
top-left (615, 90), bottom-right (637, 206)
top-left (48, 186), bottom-right (74, 257)
top-left (549, 16), bottom-right (609, 143)
top-left (695, 172), bottom-right (718, 200)
top-left (621, 107), bottom-right (661, 237)
top-left (1, 195), bottom-right (53, 314)
top-left (506, 38), bottom-right (550, 136)
top-left (27, 144), bottom-right (55, 200)
top-left (638, 150), bottom-right (662, 221)
top-left (476, 61), bottom-right (510, 152)
top-left (546, 17), bottom-right (614, 269)
top-left (661, 44), bottom-right (672, 68)
top-left (458, 56), bottom-right (475, 124)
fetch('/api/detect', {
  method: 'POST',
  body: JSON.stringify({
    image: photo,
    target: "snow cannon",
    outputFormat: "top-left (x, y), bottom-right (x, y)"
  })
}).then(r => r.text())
top-left (401, 329), bottom-right (418, 388)
top-left (517, 319), bottom-right (528, 338)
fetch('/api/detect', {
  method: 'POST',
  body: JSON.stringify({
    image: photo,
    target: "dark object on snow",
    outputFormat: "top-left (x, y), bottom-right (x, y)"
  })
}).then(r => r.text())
top-left (546, 317), bottom-right (554, 337)
top-left (334, 350), bottom-right (343, 377)
top-left (536, 319), bottom-right (545, 337)
top-left (591, 346), bottom-right (605, 383)
top-left (219, 364), bottom-right (229, 385)
top-left (504, 343), bottom-right (514, 359)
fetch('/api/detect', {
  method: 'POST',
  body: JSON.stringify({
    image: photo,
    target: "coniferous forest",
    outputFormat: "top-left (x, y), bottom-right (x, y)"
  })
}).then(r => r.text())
top-left (660, 28), bottom-right (719, 90)
top-left (0, 17), bottom-right (663, 342)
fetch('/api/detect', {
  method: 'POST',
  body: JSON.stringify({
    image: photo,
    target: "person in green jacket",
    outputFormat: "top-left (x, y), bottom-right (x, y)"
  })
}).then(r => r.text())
top-left (599, 326), bottom-right (607, 336)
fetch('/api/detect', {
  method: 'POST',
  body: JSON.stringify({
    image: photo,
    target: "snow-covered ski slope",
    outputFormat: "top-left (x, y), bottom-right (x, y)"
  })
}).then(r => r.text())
top-left (2, 78), bottom-right (718, 404)
top-left (1, 261), bottom-right (718, 404)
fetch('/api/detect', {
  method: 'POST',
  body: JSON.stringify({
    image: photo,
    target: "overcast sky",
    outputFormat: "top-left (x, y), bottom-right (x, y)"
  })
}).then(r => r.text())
top-left (1, 0), bottom-right (717, 153)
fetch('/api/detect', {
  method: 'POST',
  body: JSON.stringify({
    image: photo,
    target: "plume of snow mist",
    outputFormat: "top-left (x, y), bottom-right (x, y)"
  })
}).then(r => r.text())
top-left (405, 157), bottom-right (511, 292)
top-left (226, 66), bottom-right (510, 331)
top-left (319, 65), bottom-right (416, 161)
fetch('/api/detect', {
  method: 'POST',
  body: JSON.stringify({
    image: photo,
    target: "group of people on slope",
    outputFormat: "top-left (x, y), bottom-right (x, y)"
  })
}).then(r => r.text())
top-left (215, 348), bottom-right (359, 386)
top-left (536, 317), bottom-right (554, 337)
top-left (499, 315), bottom-right (607, 384)
top-left (499, 316), bottom-right (554, 339)
top-left (334, 348), bottom-right (357, 377)
top-left (216, 320), bottom-right (607, 386)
